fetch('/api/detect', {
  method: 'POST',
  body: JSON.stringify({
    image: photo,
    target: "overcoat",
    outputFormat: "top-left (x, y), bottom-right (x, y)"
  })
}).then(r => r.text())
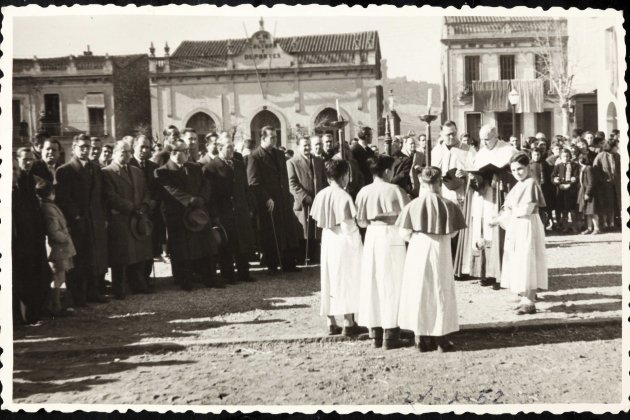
top-left (30, 159), bottom-right (60, 183)
top-left (246, 146), bottom-right (299, 252)
top-left (129, 156), bottom-right (165, 255)
top-left (551, 162), bottom-right (579, 212)
top-left (350, 142), bottom-right (375, 184)
top-left (55, 157), bottom-right (109, 275)
top-left (41, 200), bottom-right (76, 262)
top-left (102, 162), bottom-right (153, 266)
top-left (287, 153), bottom-right (327, 238)
top-left (592, 150), bottom-right (618, 212)
top-left (155, 159), bottom-right (218, 261)
top-left (203, 157), bottom-right (255, 254)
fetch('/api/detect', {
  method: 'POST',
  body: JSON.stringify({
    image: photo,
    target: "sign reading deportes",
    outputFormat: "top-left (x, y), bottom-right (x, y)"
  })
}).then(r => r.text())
top-left (233, 29), bottom-right (294, 70)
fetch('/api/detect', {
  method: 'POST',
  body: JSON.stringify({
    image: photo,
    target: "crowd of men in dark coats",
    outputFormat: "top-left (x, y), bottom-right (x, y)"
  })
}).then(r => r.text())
top-left (11, 124), bottom-right (387, 325)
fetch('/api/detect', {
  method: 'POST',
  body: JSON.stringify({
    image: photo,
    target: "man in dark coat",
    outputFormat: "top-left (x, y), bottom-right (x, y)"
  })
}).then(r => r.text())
top-left (247, 126), bottom-right (300, 274)
top-left (102, 141), bottom-right (154, 298)
top-left (13, 149), bottom-right (51, 324)
top-left (350, 126), bottom-right (375, 185)
top-left (203, 137), bottom-right (256, 283)
top-left (287, 136), bottom-right (327, 264)
top-left (391, 136), bottom-right (418, 196)
top-left (155, 139), bottom-right (221, 290)
top-left (130, 135), bottom-right (164, 282)
top-left (55, 134), bottom-right (109, 306)
top-left (30, 138), bottom-right (63, 183)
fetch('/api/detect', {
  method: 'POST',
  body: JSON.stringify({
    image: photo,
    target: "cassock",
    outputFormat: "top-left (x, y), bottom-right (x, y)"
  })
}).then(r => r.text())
top-left (355, 180), bottom-right (410, 330)
top-left (498, 177), bottom-right (548, 294)
top-left (396, 190), bottom-right (467, 336)
top-left (456, 140), bottom-right (517, 280)
top-left (310, 185), bottom-right (363, 316)
top-left (55, 157), bottom-right (109, 305)
top-left (287, 153), bottom-right (327, 240)
top-left (247, 146), bottom-right (300, 270)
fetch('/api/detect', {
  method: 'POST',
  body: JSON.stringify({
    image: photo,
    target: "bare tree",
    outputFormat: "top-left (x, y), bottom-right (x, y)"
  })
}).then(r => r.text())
top-left (533, 19), bottom-right (573, 137)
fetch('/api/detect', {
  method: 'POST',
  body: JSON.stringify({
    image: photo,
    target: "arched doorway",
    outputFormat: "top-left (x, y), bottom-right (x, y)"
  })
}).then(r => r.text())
top-left (313, 107), bottom-right (347, 145)
top-left (606, 102), bottom-right (617, 134)
top-left (250, 110), bottom-right (281, 147)
top-left (186, 112), bottom-right (216, 139)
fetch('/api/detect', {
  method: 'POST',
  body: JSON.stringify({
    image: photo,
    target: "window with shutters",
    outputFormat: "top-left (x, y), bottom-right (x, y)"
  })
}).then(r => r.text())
top-left (88, 108), bottom-right (105, 137)
top-left (499, 55), bottom-right (515, 80)
top-left (464, 56), bottom-right (480, 93)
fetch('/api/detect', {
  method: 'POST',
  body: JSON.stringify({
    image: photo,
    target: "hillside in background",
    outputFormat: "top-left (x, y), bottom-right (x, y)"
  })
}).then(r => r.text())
top-left (383, 76), bottom-right (441, 138)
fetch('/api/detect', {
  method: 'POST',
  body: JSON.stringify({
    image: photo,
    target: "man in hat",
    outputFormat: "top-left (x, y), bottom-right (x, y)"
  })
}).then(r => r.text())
top-left (247, 126), bottom-right (300, 274)
top-left (457, 124), bottom-right (517, 288)
top-left (203, 137), bottom-right (256, 283)
top-left (350, 126), bottom-right (375, 185)
top-left (129, 135), bottom-right (165, 283)
top-left (56, 133), bottom-right (109, 306)
top-left (102, 141), bottom-right (154, 298)
top-left (287, 136), bottom-right (327, 264)
top-left (156, 139), bottom-right (221, 290)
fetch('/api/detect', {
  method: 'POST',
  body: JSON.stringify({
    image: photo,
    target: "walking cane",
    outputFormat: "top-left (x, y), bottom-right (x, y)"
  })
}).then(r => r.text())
top-left (268, 208), bottom-right (283, 269)
top-left (304, 204), bottom-right (310, 267)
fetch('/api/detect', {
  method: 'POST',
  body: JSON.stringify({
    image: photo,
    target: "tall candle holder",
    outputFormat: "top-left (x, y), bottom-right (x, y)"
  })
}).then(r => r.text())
top-left (419, 113), bottom-right (438, 167)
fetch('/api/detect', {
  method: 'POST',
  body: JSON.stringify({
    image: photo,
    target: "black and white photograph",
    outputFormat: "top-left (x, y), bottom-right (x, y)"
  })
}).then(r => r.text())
top-left (0, 4), bottom-right (627, 414)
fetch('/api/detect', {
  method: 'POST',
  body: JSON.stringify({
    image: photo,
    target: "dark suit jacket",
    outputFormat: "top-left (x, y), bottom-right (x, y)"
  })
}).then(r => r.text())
top-left (350, 142), bottom-right (375, 184)
top-left (390, 151), bottom-right (414, 194)
top-left (102, 162), bottom-right (153, 266)
top-left (55, 157), bottom-right (108, 274)
top-left (30, 159), bottom-right (59, 183)
top-left (155, 159), bottom-right (218, 260)
top-left (246, 146), bottom-right (299, 250)
top-left (203, 157), bottom-right (255, 254)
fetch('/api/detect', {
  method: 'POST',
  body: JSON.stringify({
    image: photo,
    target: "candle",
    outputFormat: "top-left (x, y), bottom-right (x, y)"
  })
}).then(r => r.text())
top-left (336, 99), bottom-right (341, 120)
top-left (427, 88), bottom-right (433, 114)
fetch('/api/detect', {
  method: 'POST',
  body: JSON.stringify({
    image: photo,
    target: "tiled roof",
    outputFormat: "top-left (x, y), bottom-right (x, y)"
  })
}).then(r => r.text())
top-left (444, 16), bottom-right (564, 35)
top-left (172, 31), bottom-right (379, 57)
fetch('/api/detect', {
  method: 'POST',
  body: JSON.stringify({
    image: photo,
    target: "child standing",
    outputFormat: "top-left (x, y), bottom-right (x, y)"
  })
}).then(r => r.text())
top-left (310, 160), bottom-right (363, 336)
top-left (35, 179), bottom-right (76, 317)
top-left (551, 149), bottom-right (579, 233)
top-left (396, 167), bottom-right (467, 352)
top-left (494, 152), bottom-right (548, 315)
top-left (355, 155), bottom-right (410, 349)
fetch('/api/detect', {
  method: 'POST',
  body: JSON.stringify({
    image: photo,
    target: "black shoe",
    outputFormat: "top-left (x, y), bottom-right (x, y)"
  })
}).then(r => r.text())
top-left (342, 324), bottom-right (362, 337)
top-left (328, 325), bottom-right (343, 336)
top-left (492, 282), bottom-right (501, 291)
top-left (371, 327), bottom-right (383, 348)
top-left (416, 336), bottom-right (435, 352)
top-left (436, 336), bottom-right (454, 353)
top-left (480, 277), bottom-right (496, 287)
top-left (383, 328), bottom-right (402, 350)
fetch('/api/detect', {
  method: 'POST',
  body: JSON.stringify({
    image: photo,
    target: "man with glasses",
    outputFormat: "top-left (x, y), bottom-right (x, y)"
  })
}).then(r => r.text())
top-left (56, 133), bottom-right (109, 306)
top-left (247, 126), bottom-right (300, 274)
top-left (155, 139), bottom-right (221, 290)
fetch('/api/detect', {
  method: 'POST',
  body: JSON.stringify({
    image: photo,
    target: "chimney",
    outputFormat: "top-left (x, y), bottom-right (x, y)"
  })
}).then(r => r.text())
top-left (84, 45), bottom-right (93, 56)
top-left (149, 42), bottom-right (155, 57)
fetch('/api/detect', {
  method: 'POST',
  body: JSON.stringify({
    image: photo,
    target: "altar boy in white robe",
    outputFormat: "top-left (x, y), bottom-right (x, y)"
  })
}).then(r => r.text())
top-left (355, 155), bottom-right (410, 349)
top-left (310, 159), bottom-right (363, 336)
top-left (397, 167), bottom-right (467, 352)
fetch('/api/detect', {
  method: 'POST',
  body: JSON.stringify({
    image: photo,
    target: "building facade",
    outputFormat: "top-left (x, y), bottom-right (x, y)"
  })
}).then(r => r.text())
top-left (12, 50), bottom-right (151, 152)
top-left (148, 20), bottom-right (383, 149)
top-left (440, 17), bottom-right (567, 141)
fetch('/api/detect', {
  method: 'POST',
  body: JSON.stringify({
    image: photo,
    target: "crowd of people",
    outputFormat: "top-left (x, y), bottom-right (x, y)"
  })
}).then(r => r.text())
top-left (12, 120), bottom-right (622, 354)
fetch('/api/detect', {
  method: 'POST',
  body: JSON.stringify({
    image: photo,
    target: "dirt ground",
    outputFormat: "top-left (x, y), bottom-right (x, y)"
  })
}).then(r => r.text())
top-left (13, 324), bottom-right (621, 405)
top-left (8, 231), bottom-right (624, 406)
